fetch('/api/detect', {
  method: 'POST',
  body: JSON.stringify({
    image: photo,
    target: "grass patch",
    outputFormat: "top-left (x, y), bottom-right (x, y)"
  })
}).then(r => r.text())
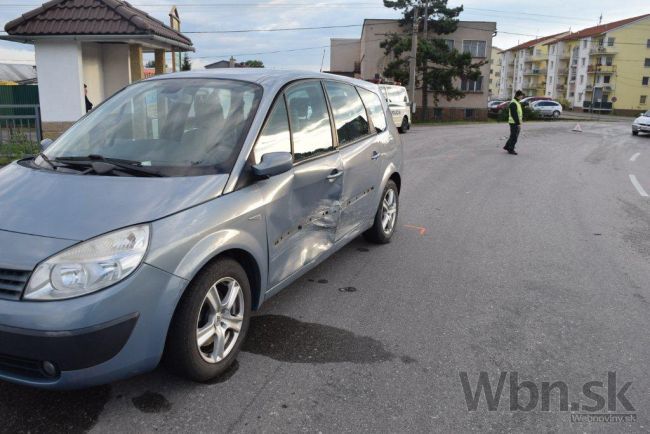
top-left (0, 132), bottom-right (39, 167)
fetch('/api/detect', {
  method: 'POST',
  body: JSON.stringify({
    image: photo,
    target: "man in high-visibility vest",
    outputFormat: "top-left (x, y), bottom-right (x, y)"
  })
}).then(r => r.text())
top-left (504, 90), bottom-right (525, 155)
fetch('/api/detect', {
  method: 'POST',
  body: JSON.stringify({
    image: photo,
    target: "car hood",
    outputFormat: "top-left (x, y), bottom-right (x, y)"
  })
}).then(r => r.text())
top-left (0, 162), bottom-right (228, 241)
top-left (634, 116), bottom-right (649, 124)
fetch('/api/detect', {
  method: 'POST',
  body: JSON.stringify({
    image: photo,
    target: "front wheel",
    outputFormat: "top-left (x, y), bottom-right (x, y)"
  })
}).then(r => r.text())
top-left (632, 130), bottom-right (639, 136)
top-left (364, 180), bottom-right (399, 244)
top-left (164, 258), bottom-right (251, 382)
top-left (397, 116), bottom-right (409, 133)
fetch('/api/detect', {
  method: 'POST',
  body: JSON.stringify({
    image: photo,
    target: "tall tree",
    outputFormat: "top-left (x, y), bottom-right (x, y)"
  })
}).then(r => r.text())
top-left (181, 53), bottom-right (192, 71)
top-left (243, 60), bottom-right (264, 68)
top-left (381, 0), bottom-right (486, 112)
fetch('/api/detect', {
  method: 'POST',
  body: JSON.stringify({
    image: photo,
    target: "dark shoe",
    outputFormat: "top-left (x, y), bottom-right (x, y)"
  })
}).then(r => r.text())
top-left (503, 145), bottom-right (508, 150)
top-left (508, 150), bottom-right (518, 155)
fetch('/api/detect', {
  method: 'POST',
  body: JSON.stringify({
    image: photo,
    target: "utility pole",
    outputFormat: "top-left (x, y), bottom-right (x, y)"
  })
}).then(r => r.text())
top-left (422, 0), bottom-right (429, 116)
top-left (590, 62), bottom-right (599, 120)
top-left (408, 3), bottom-right (419, 115)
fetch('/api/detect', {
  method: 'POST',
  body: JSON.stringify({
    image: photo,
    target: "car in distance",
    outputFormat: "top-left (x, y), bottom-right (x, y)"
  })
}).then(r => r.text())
top-left (0, 70), bottom-right (403, 389)
top-left (531, 100), bottom-right (563, 118)
top-left (379, 84), bottom-right (411, 133)
top-left (632, 111), bottom-right (650, 135)
top-left (520, 96), bottom-right (552, 107)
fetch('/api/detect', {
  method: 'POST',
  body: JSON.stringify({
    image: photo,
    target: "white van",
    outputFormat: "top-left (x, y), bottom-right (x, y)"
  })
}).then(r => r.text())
top-left (379, 84), bottom-right (411, 133)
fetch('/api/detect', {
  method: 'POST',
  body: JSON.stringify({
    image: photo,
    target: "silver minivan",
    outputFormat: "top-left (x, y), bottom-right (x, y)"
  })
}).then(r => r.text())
top-left (0, 70), bottom-right (403, 389)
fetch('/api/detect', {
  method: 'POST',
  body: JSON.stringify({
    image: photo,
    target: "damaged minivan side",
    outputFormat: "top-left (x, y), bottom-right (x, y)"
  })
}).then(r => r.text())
top-left (0, 70), bottom-right (403, 389)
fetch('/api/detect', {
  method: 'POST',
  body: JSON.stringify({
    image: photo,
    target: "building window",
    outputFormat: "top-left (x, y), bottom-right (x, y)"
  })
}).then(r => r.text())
top-left (607, 37), bottom-right (615, 47)
top-left (603, 75), bottom-right (611, 84)
top-left (580, 75), bottom-right (584, 84)
top-left (641, 95), bottom-right (647, 105)
top-left (463, 40), bottom-right (487, 58)
top-left (570, 92), bottom-right (575, 97)
top-left (460, 76), bottom-right (483, 92)
top-left (550, 60), bottom-right (554, 69)
top-left (583, 40), bottom-right (588, 49)
top-left (549, 76), bottom-right (553, 83)
top-left (445, 39), bottom-right (455, 51)
top-left (646, 58), bottom-right (650, 67)
top-left (578, 92), bottom-right (583, 101)
top-left (581, 58), bottom-right (586, 66)
top-left (605, 57), bottom-right (613, 66)
top-left (643, 77), bottom-right (650, 86)
top-left (647, 39), bottom-right (650, 48)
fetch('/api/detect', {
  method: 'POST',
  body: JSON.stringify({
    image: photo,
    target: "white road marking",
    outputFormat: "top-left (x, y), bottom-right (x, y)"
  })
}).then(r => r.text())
top-left (630, 153), bottom-right (641, 162)
top-left (629, 175), bottom-right (649, 197)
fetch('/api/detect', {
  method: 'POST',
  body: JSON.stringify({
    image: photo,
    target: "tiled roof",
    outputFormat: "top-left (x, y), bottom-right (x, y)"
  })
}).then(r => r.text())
top-left (505, 32), bottom-right (569, 52)
top-left (554, 14), bottom-right (650, 43)
top-left (5, 0), bottom-right (192, 47)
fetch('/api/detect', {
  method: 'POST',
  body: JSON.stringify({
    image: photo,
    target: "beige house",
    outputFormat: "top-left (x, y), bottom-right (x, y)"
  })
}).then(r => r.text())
top-left (329, 19), bottom-right (497, 120)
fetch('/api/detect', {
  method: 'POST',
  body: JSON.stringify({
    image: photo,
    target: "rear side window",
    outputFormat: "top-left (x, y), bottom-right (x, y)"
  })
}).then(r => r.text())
top-left (357, 87), bottom-right (387, 132)
top-left (253, 97), bottom-right (291, 164)
top-left (285, 81), bottom-right (334, 162)
top-left (324, 81), bottom-right (370, 145)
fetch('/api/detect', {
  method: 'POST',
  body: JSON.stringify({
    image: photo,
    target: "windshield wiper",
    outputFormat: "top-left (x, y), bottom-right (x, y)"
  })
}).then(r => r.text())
top-left (35, 152), bottom-right (57, 170)
top-left (55, 155), bottom-right (164, 177)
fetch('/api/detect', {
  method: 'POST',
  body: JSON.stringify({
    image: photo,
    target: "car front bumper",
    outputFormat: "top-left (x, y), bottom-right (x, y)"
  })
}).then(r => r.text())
top-left (0, 264), bottom-right (188, 389)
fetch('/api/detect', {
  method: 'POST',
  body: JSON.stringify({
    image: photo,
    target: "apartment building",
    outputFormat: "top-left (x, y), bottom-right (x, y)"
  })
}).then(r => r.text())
top-left (544, 14), bottom-right (650, 114)
top-left (329, 19), bottom-right (497, 119)
top-left (488, 46), bottom-right (502, 99)
top-left (496, 32), bottom-right (569, 99)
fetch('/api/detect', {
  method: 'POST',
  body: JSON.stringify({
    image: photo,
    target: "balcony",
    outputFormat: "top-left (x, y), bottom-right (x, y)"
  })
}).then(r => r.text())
top-left (559, 52), bottom-right (571, 60)
top-left (597, 84), bottom-right (615, 92)
top-left (556, 84), bottom-right (566, 91)
top-left (589, 46), bottom-right (617, 56)
top-left (523, 69), bottom-right (547, 76)
top-left (557, 68), bottom-right (569, 76)
top-left (583, 101), bottom-right (613, 112)
top-left (587, 64), bottom-right (617, 74)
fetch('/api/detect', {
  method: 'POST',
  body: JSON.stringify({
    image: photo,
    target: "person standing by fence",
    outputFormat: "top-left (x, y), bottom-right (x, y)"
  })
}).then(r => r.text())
top-left (503, 90), bottom-right (525, 155)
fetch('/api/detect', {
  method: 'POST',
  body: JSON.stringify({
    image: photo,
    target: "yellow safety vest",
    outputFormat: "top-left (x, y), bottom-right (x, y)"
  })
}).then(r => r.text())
top-left (508, 99), bottom-right (523, 124)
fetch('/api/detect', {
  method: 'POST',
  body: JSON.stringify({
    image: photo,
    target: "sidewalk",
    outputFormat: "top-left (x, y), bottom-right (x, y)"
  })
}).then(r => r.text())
top-left (561, 111), bottom-right (635, 123)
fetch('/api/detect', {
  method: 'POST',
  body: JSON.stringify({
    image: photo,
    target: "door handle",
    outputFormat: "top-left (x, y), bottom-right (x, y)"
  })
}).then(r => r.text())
top-left (326, 170), bottom-right (344, 181)
top-left (371, 151), bottom-right (380, 160)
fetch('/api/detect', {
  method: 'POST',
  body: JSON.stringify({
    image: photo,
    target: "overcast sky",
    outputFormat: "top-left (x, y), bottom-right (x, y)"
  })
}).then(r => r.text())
top-left (0, 0), bottom-right (648, 70)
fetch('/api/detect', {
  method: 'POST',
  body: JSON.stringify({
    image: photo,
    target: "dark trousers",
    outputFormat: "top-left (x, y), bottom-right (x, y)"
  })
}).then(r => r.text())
top-left (505, 124), bottom-right (520, 151)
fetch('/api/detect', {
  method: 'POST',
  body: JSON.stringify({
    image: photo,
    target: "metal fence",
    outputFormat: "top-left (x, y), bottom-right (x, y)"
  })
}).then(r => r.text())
top-left (0, 104), bottom-right (41, 163)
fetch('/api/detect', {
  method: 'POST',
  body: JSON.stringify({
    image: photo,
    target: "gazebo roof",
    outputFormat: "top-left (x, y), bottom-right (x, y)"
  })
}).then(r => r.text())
top-left (3, 0), bottom-right (193, 51)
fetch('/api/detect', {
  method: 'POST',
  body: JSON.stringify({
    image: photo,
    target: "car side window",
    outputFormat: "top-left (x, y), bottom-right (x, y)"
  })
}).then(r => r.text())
top-left (285, 81), bottom-right (334, 162)
top-left (324, 81), bottom-right (370, 145)
top-left (253, 96), bottom-right (291, 164)
top-left (357, 87), bottom-right (387, 132)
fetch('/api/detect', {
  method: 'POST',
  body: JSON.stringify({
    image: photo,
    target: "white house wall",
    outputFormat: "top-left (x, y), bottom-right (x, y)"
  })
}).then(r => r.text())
top-left (35, 40), bottom-right (85, 123)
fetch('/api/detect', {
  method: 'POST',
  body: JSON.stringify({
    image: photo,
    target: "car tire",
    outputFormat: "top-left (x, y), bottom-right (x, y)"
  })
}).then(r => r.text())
top-left (552, 111), bottom-right (561, 118)
top-left (164, 258), bottom-right (251, 382)
top-left (633, 130), bottom-right (639, 136)
top-left (397, 116), bottom-right (409, 134)
top-left (364, 179), bottom-right (399, 244)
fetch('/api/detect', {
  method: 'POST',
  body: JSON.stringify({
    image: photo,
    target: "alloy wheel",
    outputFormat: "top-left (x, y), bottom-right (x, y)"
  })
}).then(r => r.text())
top-left (381, 188), bottom-right (397, 235)
top-left (196, 277), bottom-right (245, 363)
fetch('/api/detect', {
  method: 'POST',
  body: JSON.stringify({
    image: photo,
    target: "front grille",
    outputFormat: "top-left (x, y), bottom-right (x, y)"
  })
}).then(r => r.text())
top-left (0, 353), bottom-right (53, 380)
top-left (0, 268), bottom-right (31, 300)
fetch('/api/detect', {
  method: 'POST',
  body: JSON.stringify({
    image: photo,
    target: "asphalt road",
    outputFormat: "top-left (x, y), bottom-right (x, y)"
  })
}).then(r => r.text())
top-left (1, 121), bottom-right (649, 433)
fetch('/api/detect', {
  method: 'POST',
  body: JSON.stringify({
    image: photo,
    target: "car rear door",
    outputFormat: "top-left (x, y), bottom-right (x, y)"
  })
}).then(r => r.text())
top-left (253, 80), bottom-right (344, 288)
top-left (323, 81), bottom-right (383, 241)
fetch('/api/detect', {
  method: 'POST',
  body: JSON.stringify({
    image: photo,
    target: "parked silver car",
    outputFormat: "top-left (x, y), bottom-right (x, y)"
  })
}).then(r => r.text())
top-left (0, 70), bottom-right (403, 389)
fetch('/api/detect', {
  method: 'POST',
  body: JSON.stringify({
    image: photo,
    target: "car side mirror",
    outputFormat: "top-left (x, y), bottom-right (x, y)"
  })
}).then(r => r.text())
top-left (252, 152), bottom-right (293, 178)
top-left (40, 138), bottom-right (53, 151)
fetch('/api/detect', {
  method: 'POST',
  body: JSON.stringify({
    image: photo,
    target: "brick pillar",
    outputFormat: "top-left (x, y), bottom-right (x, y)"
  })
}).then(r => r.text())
top-left (129, 44), bottom-right (144, 82)
top-left (154, 49), bottom-right (166, 75)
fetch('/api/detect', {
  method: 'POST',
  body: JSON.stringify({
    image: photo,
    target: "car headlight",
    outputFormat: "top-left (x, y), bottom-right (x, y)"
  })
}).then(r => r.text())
top-left (24, 225), bottom-right (150, 301)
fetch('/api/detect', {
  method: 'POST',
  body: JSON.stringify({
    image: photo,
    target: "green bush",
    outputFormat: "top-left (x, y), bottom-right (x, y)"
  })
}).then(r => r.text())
top-left (0, 132), bottom-right (40, 166)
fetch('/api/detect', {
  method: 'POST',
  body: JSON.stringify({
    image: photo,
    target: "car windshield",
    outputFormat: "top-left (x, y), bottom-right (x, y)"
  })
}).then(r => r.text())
top-left (644, 111), bottom-right (650, 117)
top-left (41, 78), bottom-right (263, 176)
